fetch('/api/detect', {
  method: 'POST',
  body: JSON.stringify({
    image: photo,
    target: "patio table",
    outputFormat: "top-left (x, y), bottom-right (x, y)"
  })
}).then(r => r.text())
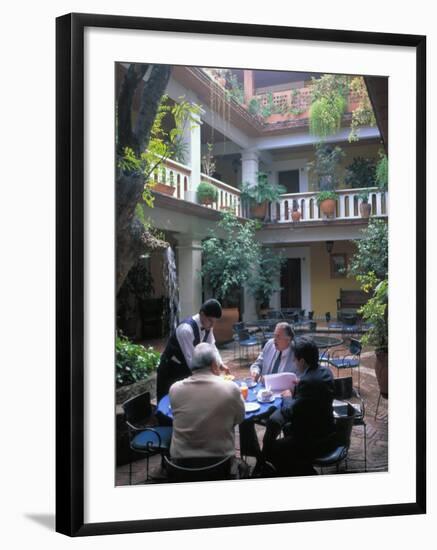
top-left (304, 333), bottom-right (343, 349)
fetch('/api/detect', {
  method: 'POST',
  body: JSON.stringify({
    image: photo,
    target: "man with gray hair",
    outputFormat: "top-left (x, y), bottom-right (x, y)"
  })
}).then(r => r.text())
top-left (250, 322), bottom-right (297, 382)
top-left (169, 343), bottom-right (245, 459)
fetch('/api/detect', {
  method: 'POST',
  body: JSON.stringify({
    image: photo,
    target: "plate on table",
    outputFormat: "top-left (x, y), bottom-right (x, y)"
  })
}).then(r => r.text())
top-left (245, 402), bottom-right (261, 413)
top-left (257, 395), bottom-right (275, 404)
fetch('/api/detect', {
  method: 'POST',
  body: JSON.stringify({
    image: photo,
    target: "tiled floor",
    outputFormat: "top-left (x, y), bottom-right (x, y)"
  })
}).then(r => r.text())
top-left (116, 339), bottom-right (387, 485)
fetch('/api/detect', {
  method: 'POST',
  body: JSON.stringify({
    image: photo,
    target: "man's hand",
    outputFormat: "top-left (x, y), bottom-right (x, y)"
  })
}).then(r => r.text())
top-left (220, 364), bottom-right (231, 375)
top-left (281, 389), bottom-right (292, 398)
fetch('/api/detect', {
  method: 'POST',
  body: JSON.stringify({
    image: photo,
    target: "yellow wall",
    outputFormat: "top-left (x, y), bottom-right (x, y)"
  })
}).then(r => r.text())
top-left (310, 241), bottom-right (361, 315)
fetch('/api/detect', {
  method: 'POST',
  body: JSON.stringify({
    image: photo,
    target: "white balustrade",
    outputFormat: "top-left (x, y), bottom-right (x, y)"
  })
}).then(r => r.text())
top-left (272, 187), bottom-right (388, 223)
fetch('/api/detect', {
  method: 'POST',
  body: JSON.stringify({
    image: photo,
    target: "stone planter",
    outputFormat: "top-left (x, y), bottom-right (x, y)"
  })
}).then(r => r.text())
top-left (319, 199), bottom-right (336, 218)
top-left (360, 202), bottom-right (372, 218)
top-left (153, 182), bottom-right (175, 196)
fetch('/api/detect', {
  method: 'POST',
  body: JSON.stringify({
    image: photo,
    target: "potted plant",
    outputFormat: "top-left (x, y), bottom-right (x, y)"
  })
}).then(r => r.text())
top-left (152, 166), bottom-right (176, 196)
top-left (316, 190), bottom-right (339, 217)
top-left (197, 181), bottom-right (218, 205)
top-left (290, 199), bottom-right (301, 222)
top-left (358, 274), bottom-right (388, 397)
top-left (358, 191), bottom-right (372, 218)
top-left (241, 172), bottom-right (286, 220)
top-left (308, 144), bottom-right (345, 218)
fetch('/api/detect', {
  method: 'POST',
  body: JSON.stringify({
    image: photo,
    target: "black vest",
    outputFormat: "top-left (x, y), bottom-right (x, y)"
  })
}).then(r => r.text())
top-left (161, 317), bottom-right (210, 369)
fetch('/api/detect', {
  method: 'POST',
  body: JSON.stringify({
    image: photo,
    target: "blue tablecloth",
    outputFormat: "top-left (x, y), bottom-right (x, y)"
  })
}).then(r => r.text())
top-left (156, 380), bottom-right (282, 422)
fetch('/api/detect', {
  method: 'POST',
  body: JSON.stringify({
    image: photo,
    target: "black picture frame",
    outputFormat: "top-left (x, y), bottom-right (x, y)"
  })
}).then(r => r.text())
top-left (56, 12), bottom-right (426, 537)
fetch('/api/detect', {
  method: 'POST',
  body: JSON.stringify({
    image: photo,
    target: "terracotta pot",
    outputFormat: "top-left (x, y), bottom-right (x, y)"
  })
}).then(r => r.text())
top-left (213, 307), bottom-right (239, 345)
top-left (200, 196), bottom-right (215, 206)
top-left (291, 210), bottom-right (301, 222)
top-left (153, 182), bottom-right (175, 196)
top-left (360, 202), bottom-right (372, 218)
top-left (319, 198), bottom-right (336, 217)
top-left (375, 350), bottom-right (388, 397)
top-left (250, 202), bottom-right (268, 220)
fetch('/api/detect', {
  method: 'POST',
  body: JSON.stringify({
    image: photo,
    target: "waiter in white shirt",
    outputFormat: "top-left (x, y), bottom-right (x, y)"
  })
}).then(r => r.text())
top-left (156, 299), bottom-right (229, 401)
top-left (250, 322), bottom-right (297, 382)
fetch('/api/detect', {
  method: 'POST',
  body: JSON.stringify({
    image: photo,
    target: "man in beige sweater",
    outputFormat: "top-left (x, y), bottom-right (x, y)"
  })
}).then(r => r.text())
top-left (169, 343), bottom-right (245, 459)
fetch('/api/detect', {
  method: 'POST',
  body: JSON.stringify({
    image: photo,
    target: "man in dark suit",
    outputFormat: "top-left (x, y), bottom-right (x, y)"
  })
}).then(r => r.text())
top-left (261, 337), bottom-right (336, 476)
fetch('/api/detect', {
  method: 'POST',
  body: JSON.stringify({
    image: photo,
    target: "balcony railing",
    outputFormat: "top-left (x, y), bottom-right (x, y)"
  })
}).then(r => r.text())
top-left (270, 187), bottom-right (388, 223)
top-left (152, 158), bottom-right (241, 215)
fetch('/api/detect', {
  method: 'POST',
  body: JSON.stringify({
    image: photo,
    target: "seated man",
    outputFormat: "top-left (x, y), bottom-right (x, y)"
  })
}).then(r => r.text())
top-left (250, 322), bottom-right (297, 382)
top-left (261, 337), bottom-right (336, 476)
top-left (169, 343), bottom-right (245, 463)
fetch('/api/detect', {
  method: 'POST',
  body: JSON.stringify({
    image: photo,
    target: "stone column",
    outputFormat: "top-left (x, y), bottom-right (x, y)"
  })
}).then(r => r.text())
top-left (176, 237), bottom-right (203, 319)
top-left (182, 110), bottom-right (202, 203)
top-left (241, 149), bottom-right (259, 187)
top-left (242, 285), bottom-right (257, 322)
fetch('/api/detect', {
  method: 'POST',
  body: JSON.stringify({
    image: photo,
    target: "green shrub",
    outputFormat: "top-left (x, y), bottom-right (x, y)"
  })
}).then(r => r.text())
top-left (197, 181), bottom-right (218, 203)
top-left (344, 157), bottom-right (376, 188)
top-left (116, 335), bottom-right (160, 387)
top-left (375, 151), bottom-right (388, 192)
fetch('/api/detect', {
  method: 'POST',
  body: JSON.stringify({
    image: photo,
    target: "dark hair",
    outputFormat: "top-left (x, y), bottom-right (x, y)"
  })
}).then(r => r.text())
top-left (200, 299), bottom-right (222, 319)
top-left (293, 337), bottom-right (319, 369)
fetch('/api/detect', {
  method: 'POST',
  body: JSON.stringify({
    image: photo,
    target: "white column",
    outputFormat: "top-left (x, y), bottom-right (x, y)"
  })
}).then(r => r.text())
top-left (176, 237), bottom-right (203, 319)
top-left (242, 285), bottom-right (257, 322)
top-left (182, 109), bottom-right (202, 202)
top-left (241, 149), bottom-right (259, 188)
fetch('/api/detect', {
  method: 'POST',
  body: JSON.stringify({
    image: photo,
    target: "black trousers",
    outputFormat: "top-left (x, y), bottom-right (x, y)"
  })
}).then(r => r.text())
top-left (156, 358), bottom-right (191, 402)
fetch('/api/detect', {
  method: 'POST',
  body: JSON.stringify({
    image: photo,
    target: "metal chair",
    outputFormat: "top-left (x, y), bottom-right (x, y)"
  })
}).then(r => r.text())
top-left (334, 376), bottom-right (367, 471)
top-left (122, 392), bottom-right (172, 483)
top-left (313, 404), bottom-right (356, 474)
top-left (233, 327), bottom-right (260, 362)
top-left (327, 338), bottom-right (363, 391)
top-left (163, 455), bottom-right (233, 482)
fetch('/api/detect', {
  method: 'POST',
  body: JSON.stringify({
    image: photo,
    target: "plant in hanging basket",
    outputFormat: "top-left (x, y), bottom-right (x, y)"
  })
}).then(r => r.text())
top-left (197, 181), bottom-right (218, 205)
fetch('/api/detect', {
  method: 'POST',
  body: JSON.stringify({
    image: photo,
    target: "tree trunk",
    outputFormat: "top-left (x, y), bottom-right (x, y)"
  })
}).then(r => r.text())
top-left (116, 64), bottom-right (172, 293)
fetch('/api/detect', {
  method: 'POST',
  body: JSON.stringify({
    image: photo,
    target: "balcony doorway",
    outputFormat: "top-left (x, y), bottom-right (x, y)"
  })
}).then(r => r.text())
top-left (280, 258), bottom-right (302, 308)
top-left (278, 169), bottom-right (300, 194)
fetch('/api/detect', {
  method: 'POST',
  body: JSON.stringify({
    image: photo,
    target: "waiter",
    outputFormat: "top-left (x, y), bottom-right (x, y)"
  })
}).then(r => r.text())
top-left (156, 299), bottom-right (229, 401)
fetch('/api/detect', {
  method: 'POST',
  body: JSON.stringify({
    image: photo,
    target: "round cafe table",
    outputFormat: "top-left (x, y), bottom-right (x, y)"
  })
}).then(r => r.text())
top-left (304, 333), bottom-right (343, 349)
top-left (156, 379), bottom-right (282, 422)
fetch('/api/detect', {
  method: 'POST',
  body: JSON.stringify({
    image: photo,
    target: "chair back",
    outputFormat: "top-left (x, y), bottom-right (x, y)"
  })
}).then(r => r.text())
top-left (334, 404), bottom-right (356, 448)
top-left (235, 329), bottom-right (251, 341)
top-left (325, 312), bottom-right (331, 323)
top-left (122, 392), bottom-right (153, 425)
top-left (164, 455), bottom-right (232, 482)
top-left (333, 376), bottom-right (353, 400)
top-left (349, 338), bottom-right (362, 355)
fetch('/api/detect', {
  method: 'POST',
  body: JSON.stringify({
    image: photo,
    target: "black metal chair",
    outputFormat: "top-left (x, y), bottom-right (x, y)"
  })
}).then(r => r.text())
top-left (334, 376), bottom-right (367, 471)
top-left (233, 326), bottom-right (259, 362)
top-left (312, 404), bottom-right (356, 474)
top-left (328, 338), bottom-right (363, 391)
top-left (122, 392), bottom-right (172, 483)
top-left (163, 455), bottom-right (233, 482)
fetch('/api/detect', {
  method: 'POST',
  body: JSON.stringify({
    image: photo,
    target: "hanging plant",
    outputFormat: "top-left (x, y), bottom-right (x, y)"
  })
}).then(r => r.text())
top-left (309, 75), bottom-right (348, 140)
top-left (348, 77), bottom-right (376, 142)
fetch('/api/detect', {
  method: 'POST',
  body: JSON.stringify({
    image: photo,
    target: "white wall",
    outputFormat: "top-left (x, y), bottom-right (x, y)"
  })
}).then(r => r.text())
top-left (1, 1), bottom-right (435, 549)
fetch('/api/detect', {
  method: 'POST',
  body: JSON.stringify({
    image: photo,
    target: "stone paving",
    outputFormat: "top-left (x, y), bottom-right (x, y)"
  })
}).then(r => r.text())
top-left (116, 339), bottom-right (388, 485)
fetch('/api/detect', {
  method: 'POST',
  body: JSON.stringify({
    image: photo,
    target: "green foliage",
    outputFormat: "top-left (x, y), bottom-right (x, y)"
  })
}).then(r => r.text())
top-left (316, 190), bottom-right (339, 205)
top-left (375, 151), bottom-right (388, 192)
top-left (357, 274), bottom-right (388, 350)
top-left (116, 335), bottom-right (160, 387)
top-left (201, 142), bottom-right (216, 177)
top-left (201, 211), bottom-right (261, 300)
top-left (248, 97), bottom-right (261, 115)
top-left (241, 172), bottom-right (286, 205)
top-left (248, 248), bottom-right (285, 307)
top-left (307, 144), bottom-right (345, 190)
top-left (357, 190), bottom-right (370, 203)
top-left (117, 95), bottom-right (202, 207)
top-left (348, 219), bottom-right (388, 282)
top-left (344, 157), bottom-right (376, 189)
top-left (197, 181), bottom-right (218, 203)
top-left (348, 77), bottom-right (376, 142)
top-left (227, 73), bottom-right (244, 104)
top-left (309, 95), bottom-right (346, 139)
